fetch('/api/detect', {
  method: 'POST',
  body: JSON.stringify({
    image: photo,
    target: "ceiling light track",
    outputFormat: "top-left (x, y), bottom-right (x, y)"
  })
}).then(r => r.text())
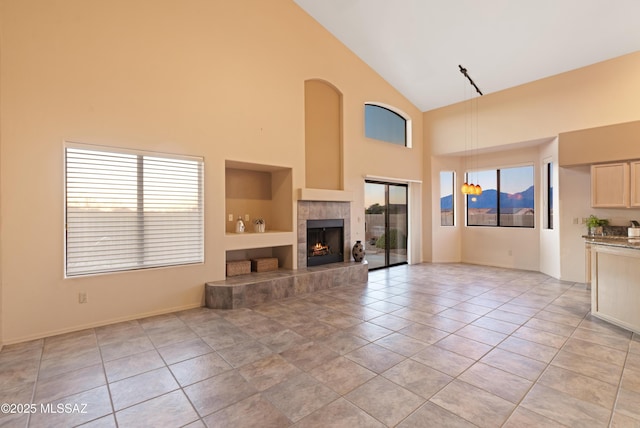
top-left (459, 64), bottom-right (483, 196)
top-left (458, 65), bottom-right (483, 96)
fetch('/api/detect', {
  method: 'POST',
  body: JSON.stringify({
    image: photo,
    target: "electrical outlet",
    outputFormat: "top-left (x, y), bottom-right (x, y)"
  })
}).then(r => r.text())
top-left (573, 217), bottom-right (579, 224)
top-left (78, 292), bottom-right (88, 304)
top-left (228, 214), bottom-right (233, 222)
top-left (244, 214), bottom-right (250, 222)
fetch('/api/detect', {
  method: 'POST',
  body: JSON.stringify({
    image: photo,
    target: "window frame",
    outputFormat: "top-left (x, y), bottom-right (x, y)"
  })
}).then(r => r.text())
top-left (465, 164), bottom-right (535, 229)
top-left (440, 171), bottom-right (455, 226)
top-left (544, 161), bottom-right (554, 230)
top-left (364, 102), bottom-right (412, 148)
top-left (64, 142), bottom-right (204, 277)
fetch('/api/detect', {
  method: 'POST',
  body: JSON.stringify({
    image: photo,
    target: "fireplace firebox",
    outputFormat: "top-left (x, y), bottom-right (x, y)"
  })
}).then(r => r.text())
top-left (307, 219), bottom-right (344, 267)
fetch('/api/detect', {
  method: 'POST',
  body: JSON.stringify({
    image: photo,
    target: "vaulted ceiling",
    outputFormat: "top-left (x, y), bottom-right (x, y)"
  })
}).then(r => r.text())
top-left (294, 0), bottom-right (640, 111)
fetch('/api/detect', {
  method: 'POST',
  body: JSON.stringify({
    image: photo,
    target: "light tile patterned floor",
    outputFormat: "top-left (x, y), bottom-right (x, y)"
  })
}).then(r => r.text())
top-left (1, 263), bottom-right (639, 427)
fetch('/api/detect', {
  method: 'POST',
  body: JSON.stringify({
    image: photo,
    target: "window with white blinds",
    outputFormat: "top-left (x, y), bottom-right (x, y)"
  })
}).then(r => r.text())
top-left (65, 144), bottom-right (204, 277)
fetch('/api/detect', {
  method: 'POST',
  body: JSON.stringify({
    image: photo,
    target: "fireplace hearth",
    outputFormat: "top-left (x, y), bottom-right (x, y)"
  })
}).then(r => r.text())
top-left (307, 219), bottom-right (344, 267)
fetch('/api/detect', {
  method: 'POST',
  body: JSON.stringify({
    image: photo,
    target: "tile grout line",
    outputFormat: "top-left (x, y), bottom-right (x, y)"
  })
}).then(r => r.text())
top-left (95, 328), bottom-right (118, 428)
top-left (6, 264), bottom-right (637, 427)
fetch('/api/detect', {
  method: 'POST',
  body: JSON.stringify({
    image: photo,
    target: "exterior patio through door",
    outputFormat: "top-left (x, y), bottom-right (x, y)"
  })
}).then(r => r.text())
top-left (364, 181), bottom-right (408, 270)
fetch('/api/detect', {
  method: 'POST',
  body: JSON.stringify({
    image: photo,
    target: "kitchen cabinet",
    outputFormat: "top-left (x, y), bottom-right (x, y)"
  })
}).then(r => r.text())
top-left (591, 242), bottom-right (640, 334)
top-left (631, 161), bottom-right (640, 207)
top-left (591, 162), bottom-right (630, 208)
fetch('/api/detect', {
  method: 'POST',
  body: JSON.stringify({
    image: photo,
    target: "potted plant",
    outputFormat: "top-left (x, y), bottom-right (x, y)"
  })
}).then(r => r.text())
top-left (254, 217), bottom-right (265, 233)
top-left (587, 215), bottom-right (608, 236)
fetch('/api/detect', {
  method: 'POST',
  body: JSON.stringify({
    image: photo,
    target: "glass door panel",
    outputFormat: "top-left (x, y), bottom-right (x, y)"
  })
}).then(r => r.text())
top-left (388, 184), bottom-right (408, 266)
top-left (364, 182), bottom-right (386, 269)
top-left (364, 181), bottom-right (408, 270)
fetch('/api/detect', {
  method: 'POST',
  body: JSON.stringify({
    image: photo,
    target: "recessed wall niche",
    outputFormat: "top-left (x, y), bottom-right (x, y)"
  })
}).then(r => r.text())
top-left (224, 160), bottom-right (295, 270)
top-left (225, 160), bottom-right (293, 234)
top-left (304, 79), bottom-right (343, 190)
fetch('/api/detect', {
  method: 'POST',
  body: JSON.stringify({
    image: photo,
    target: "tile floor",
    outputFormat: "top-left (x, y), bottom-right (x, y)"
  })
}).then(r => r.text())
top-left (1, 263), bottom-right (639, 427)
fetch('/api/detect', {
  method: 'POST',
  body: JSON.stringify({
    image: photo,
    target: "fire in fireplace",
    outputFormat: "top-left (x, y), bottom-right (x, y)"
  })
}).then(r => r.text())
top-left (307, 219), bottom-right (344, 266)
top-left (311, 242), bottom-right (331, 257)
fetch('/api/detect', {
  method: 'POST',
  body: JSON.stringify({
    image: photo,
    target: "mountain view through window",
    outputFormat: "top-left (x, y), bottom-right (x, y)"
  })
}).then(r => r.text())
top-left (440, 166), bottom-right (534, 227)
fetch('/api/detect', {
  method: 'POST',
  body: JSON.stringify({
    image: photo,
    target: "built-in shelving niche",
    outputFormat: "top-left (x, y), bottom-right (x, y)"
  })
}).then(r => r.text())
top-left (225, 245), bottom-right (293, 270)
top-left (224, 160), bottom-right (294, 270)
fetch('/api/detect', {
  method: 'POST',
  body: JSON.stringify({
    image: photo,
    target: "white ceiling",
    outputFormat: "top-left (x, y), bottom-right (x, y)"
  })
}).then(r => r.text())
top-left (294, 0), bottom-right (640, 112)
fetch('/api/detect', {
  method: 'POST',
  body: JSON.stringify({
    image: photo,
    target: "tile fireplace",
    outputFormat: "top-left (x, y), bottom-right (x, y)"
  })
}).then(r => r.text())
top-left (297, 200), bottom-right (351, 269)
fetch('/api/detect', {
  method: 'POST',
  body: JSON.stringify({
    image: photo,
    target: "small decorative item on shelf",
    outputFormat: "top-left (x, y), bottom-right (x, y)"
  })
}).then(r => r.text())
top-left (226, 260), bottom-right (250, 276)
top-left (251, 257), bottom-right (277, 272)
top-left (254, 218), bottom-right (265, 233)
top-left (352, 240), bottom-right (365, 262)
top-left (587, 215), bottom-right (608, 236)
top-left (235, 216), bottom-right (245, 233)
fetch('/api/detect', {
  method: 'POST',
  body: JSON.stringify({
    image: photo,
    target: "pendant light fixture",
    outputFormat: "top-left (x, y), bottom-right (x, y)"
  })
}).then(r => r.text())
top-left (459, 65), bottom-right (483, 196)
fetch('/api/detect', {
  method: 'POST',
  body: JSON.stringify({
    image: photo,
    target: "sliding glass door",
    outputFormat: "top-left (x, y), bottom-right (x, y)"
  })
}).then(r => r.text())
top-left (364, 181), bottom-right (408, 270)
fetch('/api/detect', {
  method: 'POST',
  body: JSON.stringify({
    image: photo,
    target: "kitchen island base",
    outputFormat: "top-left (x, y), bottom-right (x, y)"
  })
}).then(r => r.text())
top-left (591, 243), bottom-right (640, 334)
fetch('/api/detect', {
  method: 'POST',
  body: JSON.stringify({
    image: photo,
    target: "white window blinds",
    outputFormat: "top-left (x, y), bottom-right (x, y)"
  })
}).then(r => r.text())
top-left (65, 144), bottom-right (204, 277)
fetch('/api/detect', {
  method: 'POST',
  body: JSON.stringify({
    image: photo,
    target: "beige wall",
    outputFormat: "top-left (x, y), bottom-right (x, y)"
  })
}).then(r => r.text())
top-left (426, 52), bottom-right (640, 279)
top-left (425, 52), bottom-right (640, 156)
top-left (0, 0), bottom-right (423, 344)
top-left (558, 165), bottom-right (592, 281)
top-left (430, 157), bottom-right (462, 263)
top-left (559, 120), bottom-right (640, 166)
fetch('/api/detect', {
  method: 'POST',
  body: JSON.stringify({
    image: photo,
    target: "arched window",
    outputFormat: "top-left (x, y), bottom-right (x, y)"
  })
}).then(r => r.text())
top-left (364, 103), bottom-right (411, 147)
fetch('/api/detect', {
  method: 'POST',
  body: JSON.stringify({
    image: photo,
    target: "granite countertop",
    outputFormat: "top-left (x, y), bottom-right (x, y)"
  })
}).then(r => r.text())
top-left (583, 235), bottom-right (640, 250)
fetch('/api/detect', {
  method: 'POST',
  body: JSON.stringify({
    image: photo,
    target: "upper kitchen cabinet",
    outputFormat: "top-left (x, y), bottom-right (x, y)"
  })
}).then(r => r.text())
top-left (591, 162), bottom-right (630, 208)
top-left (631, 161), bottom-right (640, 207)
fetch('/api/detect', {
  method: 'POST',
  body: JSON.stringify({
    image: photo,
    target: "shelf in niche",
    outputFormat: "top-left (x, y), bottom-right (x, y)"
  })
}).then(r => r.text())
top-left (224, 230), bottom-right (294, 251)
top-left (224, 160), bottom-right (294, 271)
top-left (225, 159), bottom-right (293, 235)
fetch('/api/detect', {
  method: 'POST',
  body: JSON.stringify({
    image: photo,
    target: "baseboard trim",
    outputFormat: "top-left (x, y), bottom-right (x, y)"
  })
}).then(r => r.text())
top-left (3, 302), bottom-right (202, 346)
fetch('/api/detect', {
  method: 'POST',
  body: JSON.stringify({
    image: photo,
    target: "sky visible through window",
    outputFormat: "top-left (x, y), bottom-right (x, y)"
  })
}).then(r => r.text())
top-left (465, 166), bottom-right (534, 196)
top-left (440, 171), bottom-right (455, 226)
top-left (465, 165), bottom-right (535, 227)
top-left (364, 104), bottom-right (406, 146)
top-left (440, 172), bottom-right (453, 199)
top-left (365, 182), bottom-right (406, 208)
top-left (440, 172), bottom-right (456, 202)
top-left (500, 166), bottom-right (534, 194)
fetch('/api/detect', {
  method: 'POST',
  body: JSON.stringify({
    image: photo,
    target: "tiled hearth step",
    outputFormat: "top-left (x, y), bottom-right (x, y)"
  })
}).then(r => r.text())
top-left (205, 261), bottom-right (368, 309)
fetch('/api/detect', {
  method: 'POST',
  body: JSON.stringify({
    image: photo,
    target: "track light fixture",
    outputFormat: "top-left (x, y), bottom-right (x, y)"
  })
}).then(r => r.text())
top-left (459, 65), bottom-right (483, 196)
